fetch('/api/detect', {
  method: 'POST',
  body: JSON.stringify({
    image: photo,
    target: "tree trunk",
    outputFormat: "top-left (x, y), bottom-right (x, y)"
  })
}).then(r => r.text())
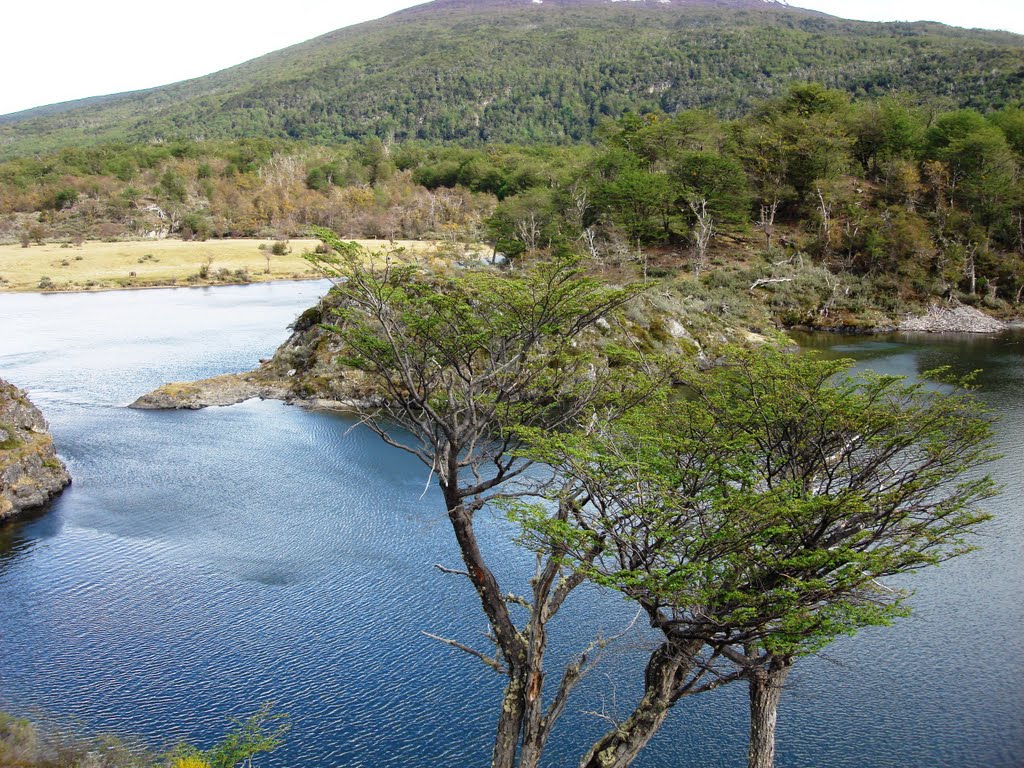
top-left (516, 626), bottom-right (548, 768)
top-left (444, 497), bottom-right (528, 768)
top-left (747, 656), bottom-right (793, 768)
top-left (577, 640), bottom-right (701, 768)
top-left (577, 691), bottom-right (672, 768)
top-left (494, 670), bottom-right (527, 768)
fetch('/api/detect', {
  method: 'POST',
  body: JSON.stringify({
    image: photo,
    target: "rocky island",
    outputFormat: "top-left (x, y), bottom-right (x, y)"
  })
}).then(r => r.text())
top-left (0, 379), bottom-right (71, 522)
top-left (128, 273), bottom-right (744, 412)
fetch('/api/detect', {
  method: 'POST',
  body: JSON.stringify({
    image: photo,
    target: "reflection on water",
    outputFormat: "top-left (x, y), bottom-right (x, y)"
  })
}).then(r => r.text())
top-left (0, 289), bottom-right (1021, 768)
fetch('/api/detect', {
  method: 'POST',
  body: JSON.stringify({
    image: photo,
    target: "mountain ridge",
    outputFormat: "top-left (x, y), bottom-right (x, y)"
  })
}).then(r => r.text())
top-left (1, 0), bottom-right (1021, 157)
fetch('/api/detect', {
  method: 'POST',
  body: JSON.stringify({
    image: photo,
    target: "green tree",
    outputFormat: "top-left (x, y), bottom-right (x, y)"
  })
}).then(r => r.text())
top-left (593, 160), bottom-right (675, 243)
top-left (847, 97), bottom-right (924, 174)
top-left (168, 703), bottom-right (289, 768)
top-left (944, 127), bottom-right (1019, 238)
top-left (521, 344), bottom-right (998, 768)
top-left (673, 150), bottom-right (751, 225)
top-left (990, 107), bottom-right (1024, 158)
top-left (306, 232), bottom-right (645, 768)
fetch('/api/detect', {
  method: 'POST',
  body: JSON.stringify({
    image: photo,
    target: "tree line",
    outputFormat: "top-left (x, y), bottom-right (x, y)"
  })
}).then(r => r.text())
top-left (3, 85), bottom-right (1022, 319)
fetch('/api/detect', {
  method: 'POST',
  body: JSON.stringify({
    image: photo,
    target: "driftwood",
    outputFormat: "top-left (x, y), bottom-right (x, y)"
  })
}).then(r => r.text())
top-left (749, 277), bottom-right (794, 293)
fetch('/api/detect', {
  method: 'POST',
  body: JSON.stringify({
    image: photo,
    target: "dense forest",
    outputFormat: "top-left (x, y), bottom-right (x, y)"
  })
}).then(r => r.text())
top-left (1, 0), bottom-right (1023, 157)
top-left (3, 83), bottom-right (1022, 328)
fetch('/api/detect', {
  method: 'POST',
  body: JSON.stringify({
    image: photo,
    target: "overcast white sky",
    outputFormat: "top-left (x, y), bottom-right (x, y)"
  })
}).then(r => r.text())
top-left (1, 0), bottom-right (1022, 117)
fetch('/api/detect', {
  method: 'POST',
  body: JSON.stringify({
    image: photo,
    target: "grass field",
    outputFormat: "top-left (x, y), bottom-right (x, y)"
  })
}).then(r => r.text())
top-left (0, 238), bottom-right (447, 292)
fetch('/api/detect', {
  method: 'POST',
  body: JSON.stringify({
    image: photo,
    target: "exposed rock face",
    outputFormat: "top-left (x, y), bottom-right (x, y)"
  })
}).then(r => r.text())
top-left (0, 379), bottom-right (71, 522)
top-left (900, 304), bottom-right (1008, 334)
top-left (130, 373), bottom-right (287, 410)
top-left (130, 295), bottom-right (382, 411)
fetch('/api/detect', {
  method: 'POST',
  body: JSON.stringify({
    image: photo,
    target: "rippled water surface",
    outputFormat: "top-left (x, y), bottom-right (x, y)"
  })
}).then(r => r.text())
top-left (0, 284), bottom-right (1020, 767)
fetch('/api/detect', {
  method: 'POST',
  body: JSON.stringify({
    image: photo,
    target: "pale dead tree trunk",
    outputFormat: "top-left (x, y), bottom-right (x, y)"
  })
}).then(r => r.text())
top-left (820, 271), bottom-right (845, 318)
top-left (579, 227), bottom-right (602, 263)
top-left (515, 213), bottom-right (541, 252)
top-left (966, 244), bottom-right (978, 296)
top-left (987, 277), bottom-right (998, 303)
top-left (747, 655), bottom-right (793, 768)
top-left (756, 199), bottom-right (779, 250)
top-left (1016, 212), bottom-right (1024, 258)
top-left (688, 198), bottom-right (714, 278)
top-left (749, 277), bottom-right (794, 293)
top-left (568, 183), bottom-right (590, 232)
top-left (428, 192), bottom-right (439, 230)
top-left (816, 188), bottom-right (833, 255)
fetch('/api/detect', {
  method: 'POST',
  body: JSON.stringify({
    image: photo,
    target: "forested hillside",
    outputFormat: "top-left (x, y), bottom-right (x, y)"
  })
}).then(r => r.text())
top-left (1, 0), bottom-right (1022, 157)
top-left (4, 85), bottom-right (1021, 328)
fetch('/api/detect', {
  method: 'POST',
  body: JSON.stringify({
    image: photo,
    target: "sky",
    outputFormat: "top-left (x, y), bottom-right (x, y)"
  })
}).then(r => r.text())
top-left (1, 0), bottom-right (1022, 117)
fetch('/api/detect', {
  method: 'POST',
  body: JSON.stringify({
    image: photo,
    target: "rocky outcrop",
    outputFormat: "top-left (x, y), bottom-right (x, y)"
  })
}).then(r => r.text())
top-left (1, 379), bottom-right (71, 522)
top-left (130, 373), bottom-right (287, 410)
top-left (899, 303), bottom-right (1008, 334)
top-left (129, 279), bottom-right (758, 412)
top-left (130, 295), bottom-right (383, 411)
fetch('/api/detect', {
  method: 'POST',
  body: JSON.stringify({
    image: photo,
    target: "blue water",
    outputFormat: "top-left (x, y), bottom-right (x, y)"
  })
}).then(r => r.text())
top-left (0, 284), bottom-right (1020, 767)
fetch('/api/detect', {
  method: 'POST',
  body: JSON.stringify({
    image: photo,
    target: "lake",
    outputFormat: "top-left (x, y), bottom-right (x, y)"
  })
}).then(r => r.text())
top-left (0, 282), bottom-right (1020, 767)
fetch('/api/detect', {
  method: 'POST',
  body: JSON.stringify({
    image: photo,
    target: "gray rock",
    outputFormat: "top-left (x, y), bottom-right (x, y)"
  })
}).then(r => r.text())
top-left (1, 379), bottom-right (71, 522)
top-left (129, 374), bottom-right (287, 410)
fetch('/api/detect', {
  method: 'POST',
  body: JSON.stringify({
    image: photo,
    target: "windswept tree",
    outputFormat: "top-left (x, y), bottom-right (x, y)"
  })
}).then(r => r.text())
top-left (306, 230), bottom-right (651, 768)
top-left (519, 344), bottom-right (997, 768)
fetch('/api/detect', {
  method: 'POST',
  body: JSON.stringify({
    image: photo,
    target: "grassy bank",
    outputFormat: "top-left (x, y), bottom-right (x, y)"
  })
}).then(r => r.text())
top-left (0, 238), bottom-right (446, 292)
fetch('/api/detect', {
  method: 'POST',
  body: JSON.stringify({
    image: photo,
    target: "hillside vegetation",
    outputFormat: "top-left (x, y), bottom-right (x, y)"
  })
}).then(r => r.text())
top-left (1, 0), bottom-right (1023, 157)
top-left (3, 84), bottom-right (1020, 327)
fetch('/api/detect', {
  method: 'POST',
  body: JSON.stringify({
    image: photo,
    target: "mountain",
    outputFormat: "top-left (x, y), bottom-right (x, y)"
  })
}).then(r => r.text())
top-left (1, 0), bottom-right (1022, 157)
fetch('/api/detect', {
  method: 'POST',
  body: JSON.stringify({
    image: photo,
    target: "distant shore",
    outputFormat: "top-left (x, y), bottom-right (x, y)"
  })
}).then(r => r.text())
top-left (0, 237), bottom-right (444, 293)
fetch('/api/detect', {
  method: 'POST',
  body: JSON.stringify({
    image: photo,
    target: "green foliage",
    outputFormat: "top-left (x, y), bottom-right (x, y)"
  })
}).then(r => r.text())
top-left (593, 159), bottom-right (676, 243)
top-left (674, 151), bottom-right (750, 224)
top-left (50, 188), bottom-right (79, 211)
top-left (2, 3), bottom-right (1024, 157)
top-left (180, 213), bottom-right (211, 241)
top-left (166, 704), bottom-right (288, 768)
top-left (522, 343), bottom-right (998, 656)
top-left (0, 80), bottom-right (1021, 312)
top-left (158, 171), bottom-right (187, 202)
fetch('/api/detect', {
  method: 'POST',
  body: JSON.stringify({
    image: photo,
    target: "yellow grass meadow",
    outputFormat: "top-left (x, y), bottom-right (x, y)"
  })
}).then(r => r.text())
top-left (0, 238), bottom-right (446, 292)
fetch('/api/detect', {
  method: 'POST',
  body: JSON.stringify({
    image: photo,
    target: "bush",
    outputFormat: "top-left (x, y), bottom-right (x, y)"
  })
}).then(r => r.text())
top-left (51, 188), bottom-right (79, 210)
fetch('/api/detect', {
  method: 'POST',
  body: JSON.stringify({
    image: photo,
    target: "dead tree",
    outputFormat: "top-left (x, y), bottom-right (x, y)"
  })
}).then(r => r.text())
top-left (688, 198), bottom-right (714, 278)
top-left (756, 199), bottom-right (779, 250)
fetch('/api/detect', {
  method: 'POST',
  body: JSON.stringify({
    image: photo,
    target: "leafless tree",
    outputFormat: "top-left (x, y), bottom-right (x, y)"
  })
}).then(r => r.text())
top-left (755, 199), bottom-right (779, 250)
top-left (688, 198), bottom-right (714, 278)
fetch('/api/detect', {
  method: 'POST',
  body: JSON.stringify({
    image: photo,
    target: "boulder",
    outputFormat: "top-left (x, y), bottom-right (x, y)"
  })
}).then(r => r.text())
top-left (1, 379), bottom-right (71, 522)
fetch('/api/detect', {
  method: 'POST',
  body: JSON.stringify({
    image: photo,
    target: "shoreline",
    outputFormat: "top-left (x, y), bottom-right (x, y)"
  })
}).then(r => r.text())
top-left (16, 273), bottom-right (330, 296)
top-left (0, 237), bottom-right (446, 294)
